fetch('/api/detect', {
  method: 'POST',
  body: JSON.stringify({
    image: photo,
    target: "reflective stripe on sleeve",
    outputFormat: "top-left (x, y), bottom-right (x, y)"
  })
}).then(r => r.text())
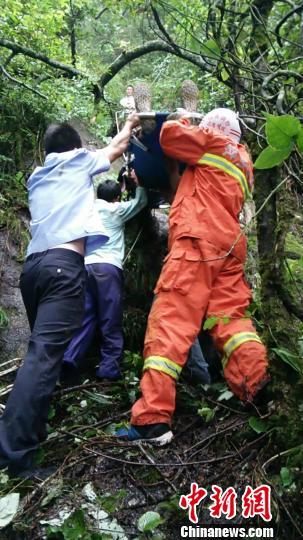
top-left (198, 152), bottom-right (251, 201)
top-left (143, 356), bottom-right (182, 380)
top-left (222, 332), bottom-right (263, 369)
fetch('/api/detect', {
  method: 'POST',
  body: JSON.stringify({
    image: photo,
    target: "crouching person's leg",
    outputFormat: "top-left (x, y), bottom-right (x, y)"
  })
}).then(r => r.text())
top-left (183, 336), bottom-right (211, 385)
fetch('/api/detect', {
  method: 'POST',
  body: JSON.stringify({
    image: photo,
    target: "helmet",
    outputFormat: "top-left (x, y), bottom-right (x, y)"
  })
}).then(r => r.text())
top-left (200, 108), bottom-right (241, 142)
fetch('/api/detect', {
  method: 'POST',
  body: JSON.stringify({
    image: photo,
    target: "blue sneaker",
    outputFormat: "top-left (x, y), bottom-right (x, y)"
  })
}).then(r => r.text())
top-left (116, 423), bottom-right (173, 446)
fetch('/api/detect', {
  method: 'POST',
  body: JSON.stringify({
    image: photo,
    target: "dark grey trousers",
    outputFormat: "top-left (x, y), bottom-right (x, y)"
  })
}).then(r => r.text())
top-left (0, 248), bottom-right (85, 473)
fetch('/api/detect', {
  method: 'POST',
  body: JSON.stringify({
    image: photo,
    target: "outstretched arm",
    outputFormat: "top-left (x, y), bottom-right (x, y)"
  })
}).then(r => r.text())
top-left (160, 119), bottom-right (209, 165)
top-left (104, 114), bottom-right (140, 163)
top-left (117, 170), bottom-right (148, 223)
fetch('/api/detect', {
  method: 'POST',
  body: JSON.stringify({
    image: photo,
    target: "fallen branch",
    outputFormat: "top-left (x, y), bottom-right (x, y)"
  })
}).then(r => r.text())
top-left (0, 384), bottom-right (13, 398)
top-left (184, 419), bottom-right (248, 456)
top-left (261, 444), bottom-right (303, 472)
top-left (0, 358), bottom-right (22, 378)
top-left (0, 357), bottom-right (21, 368)
top-left (139, 443), bottom-right (178, 493)
top-left (84, 443), bottom-right (236, 467)
top-left (42, 410), bottom-right (131, 446)
top-left (259, 464), bottom-right (303, 537)
top-left (53, 380), bottom-right (110, 397)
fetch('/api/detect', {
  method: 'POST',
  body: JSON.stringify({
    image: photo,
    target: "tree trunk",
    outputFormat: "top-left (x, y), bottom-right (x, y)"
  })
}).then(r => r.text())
top-left (254, 169), bottom-right (300, 351)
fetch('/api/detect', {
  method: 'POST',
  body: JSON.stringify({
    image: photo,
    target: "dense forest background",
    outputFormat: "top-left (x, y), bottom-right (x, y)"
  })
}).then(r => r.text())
top-left (0, 1), bottom-right (303, 539)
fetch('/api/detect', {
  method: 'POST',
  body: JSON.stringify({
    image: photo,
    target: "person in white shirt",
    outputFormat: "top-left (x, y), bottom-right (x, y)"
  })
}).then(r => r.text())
top-left (120, 85), bottom-right (136, 114)
top-left (0, 116), bottom-right (139, 478)
top-left (63, 170), bottom-right (147, 380)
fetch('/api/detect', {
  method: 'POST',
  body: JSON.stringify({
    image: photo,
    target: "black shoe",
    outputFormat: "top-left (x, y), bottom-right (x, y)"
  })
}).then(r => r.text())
top-left (8, 464), bottom-right (58, 480)
top-left (60, 362), bottom-right (80, 386)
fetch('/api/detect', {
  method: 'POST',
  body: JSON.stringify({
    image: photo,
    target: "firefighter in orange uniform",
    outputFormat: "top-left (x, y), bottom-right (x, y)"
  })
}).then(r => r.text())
top-left (118, 108), bottom-right (269, 446)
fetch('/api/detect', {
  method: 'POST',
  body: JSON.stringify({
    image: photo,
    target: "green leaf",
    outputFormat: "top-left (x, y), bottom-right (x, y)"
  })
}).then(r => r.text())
top-left (280, 466), bottom-right (294, 487)
top-left (265, 114), bottom-right (300, 149)
top-left (34, 447), bottom-right (45, 465)
top-left (99, 490), bottom-right (127, 514)
top-left (201, 39), bottom-right (221, 60)
top-left (248, 417), bottom-right (268, 433)
top-left (254, 145), bottom-right (292, 169)
top-left (84, 390), bottom-right (114, 405)
top-left (203, 316), bottom-right (219, 330)
top-left (221, 68), bottom-right (229, 81)
top-left (272, 347), bottom-right (303, 375)
top-left (217, 390), bottom-right (234, 401)
top-left (48, 509), bottom-right (89, 540)
top-left (41, 479), bottom-right (63, 507)
top-left (48, 405), bottom-right (56, 420)
top-left (0, 493), bottom-right (20, 528)
top-left (0, 472), bottom-right (9, 486)
top-left (197, 406), bottom-right (215, 422)
top-left (137, 511), bottom-right (163, 533)
top-left (296, 127), bottom-right (303, 152)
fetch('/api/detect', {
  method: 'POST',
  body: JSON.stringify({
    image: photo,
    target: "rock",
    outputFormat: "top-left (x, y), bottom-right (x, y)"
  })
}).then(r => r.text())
top-left (0, 229), bottom-right (29, 363)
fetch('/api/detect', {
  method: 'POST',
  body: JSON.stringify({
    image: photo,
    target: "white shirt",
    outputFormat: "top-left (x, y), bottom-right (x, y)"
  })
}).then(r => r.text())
top-left (85, 187), bottom-right (147, 269)
top-left (27, 148), bottom-right (110, 256)
top-left (120, 96), bottom-right (136, 113)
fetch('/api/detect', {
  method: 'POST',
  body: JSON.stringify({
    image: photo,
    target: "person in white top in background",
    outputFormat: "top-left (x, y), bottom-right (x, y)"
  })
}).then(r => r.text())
top-left (120, 85), bottom-right (136, 114)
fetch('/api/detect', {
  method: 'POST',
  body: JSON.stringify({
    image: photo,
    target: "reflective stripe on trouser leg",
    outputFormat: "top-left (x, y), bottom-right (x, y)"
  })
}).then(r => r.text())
top-left (222, 332), bottom-right (263, 368)
top-left (131, 369), bottom-right (177, 425)
top-left (143, 356), bottom-right (182, 380)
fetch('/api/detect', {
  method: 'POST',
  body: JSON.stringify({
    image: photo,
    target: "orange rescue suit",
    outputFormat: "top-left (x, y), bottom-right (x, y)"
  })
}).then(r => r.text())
top-left (131, 120), bottom-right (269, 427)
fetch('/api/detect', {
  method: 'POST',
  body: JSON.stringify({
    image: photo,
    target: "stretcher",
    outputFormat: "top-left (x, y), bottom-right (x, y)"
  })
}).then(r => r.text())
top-left (128, 112), bottom-right (203, 189)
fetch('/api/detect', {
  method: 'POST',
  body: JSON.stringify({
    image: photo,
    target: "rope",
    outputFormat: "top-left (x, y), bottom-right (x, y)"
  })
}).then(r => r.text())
top-left (123, 227), bottom-right (143, 264)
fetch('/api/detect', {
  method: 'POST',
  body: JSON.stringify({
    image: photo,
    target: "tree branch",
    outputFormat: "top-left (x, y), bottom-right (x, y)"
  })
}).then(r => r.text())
top-left (0, 37), bottom-right (103, 99)
top-left (0, 63), bottom-right (47, 99)
top-left (0, 37), bottom-right (210, 103)
top-left (98, 39), bottom-right (209, 94)
top-left (275, 3), bottom-right (303, 47)
top-left (277, 280), bottom-right (303, 321)
top-left (150, 4), bottom-right (180, 53)
top-left (0, 38), bottom-right (81, 78)
top-left (95, 7), bottom-right (108, 20)
top-left (261, 69), bottom-right (303, 100)
top-left (3, 51), bottom-right (17, 68)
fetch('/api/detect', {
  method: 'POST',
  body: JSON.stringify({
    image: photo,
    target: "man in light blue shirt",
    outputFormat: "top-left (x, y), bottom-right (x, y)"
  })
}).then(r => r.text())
top-left (0, 117), bottom-right (139, 478)
top-left (63, 173), bottom-right (147, 379)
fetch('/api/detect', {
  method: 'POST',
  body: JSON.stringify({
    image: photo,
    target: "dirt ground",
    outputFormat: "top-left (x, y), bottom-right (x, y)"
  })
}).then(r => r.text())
top-left (0, 366), bottom-right (300, 540)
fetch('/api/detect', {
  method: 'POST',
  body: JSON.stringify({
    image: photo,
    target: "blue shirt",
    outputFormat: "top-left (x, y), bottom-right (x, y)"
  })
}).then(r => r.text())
top-left (85, 187), bottom-right (148, 269)
top-left (26, 148), bottom-right (110, 256)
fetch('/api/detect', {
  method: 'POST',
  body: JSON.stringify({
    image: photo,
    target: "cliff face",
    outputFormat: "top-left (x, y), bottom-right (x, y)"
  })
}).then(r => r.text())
top-left (0, 230), bottom-right (29, 362)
